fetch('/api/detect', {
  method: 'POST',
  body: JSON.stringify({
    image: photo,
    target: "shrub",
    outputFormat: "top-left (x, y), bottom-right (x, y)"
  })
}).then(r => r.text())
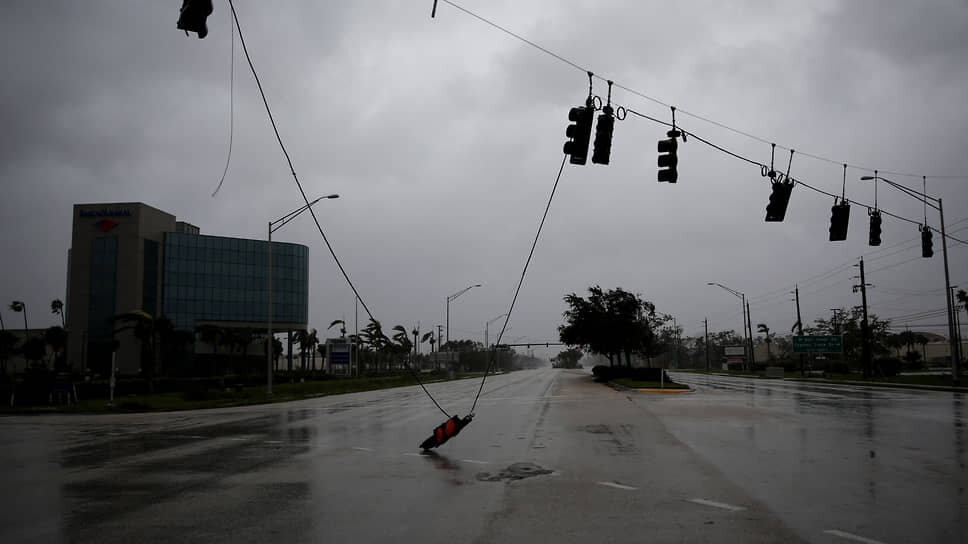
top-left (875, 358), bottom-right (902, 377)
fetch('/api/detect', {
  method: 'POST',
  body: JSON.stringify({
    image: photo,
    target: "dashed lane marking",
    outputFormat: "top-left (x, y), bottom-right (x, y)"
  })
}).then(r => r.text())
top-left (823, 529), bottom-right (887, 544)
top-left (460, 459), bottom-right (490, 465)
top-left (597, 481), bottom-right (637, 491)
top-left (352, 446), bottom-right (374, 452)
top-left (686, 498), bottom-right (746, 512)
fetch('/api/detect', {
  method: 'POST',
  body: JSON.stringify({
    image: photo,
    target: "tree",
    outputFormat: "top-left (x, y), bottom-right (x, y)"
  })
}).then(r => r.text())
top-left (196, 324), bottom-right (223, 375)
top-left (805, 307), bottom-right (891, 367)
top-left (113, 310), bottom-right (157, 391)
top-left (559, 286), bottom-right (670, 367)
top-left (50, 299), bottom-right (65, 329)
top-left (552, 347), bottom-right (583, 369)
top-left (44, 326), bottom-right (68, 370)
top-left (391, 325), bottom-right (413, 369)
top-left (328, 319), bottom-right (347, 339)
top-left (10, 301), bottom-right (28, 337)
top-left (757, 323), bottom-right (774, 361)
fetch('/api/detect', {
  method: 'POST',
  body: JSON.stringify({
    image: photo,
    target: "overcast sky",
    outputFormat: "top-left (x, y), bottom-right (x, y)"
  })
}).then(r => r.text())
top-left (1, 0), bottom-right (967, 358)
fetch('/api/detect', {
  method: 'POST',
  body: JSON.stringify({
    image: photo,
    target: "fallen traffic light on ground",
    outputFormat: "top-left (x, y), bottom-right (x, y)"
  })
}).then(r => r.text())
top-left (420, 414), bottom-right (474, 450)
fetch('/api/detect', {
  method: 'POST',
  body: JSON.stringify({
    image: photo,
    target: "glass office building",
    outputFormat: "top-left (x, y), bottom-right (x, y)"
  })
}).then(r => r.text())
top-left (67, 202), bottom-right (309, 375)
top-left (162, 232), bottom-right (308, 331)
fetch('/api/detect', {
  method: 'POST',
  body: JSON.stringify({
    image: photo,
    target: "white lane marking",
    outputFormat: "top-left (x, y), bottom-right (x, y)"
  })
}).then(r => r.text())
top-left (823, 529), bottom-right (888, 544)
top-left (352, 446), bottom-right (374, 452)
top-left (686, 498), bottom-right (746, 512)
top-left (460, 459), bottom-right (490, 465)
top-left (229, 437), bottom-right (249, 441)
top-left (401, 452), bottom-right (423, 457)
top-left (597, 481), bottom-right (637, 491)
top-left (264, 440), bottom-right (283, 445)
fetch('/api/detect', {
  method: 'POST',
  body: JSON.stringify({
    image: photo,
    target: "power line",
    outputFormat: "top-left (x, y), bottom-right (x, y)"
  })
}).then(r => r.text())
top-left (471, 155), bottom-right (569, 414)
top-left (228, 0), bottom-right (450, 418)
top-left (211, 8), bottom-right (235, 197)
top-left (435, 0), bottom-right (968, 180)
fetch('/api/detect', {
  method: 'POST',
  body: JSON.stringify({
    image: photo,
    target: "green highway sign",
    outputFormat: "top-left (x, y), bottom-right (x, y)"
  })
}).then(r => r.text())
top-left (793, 335), bottom-right (843, 354)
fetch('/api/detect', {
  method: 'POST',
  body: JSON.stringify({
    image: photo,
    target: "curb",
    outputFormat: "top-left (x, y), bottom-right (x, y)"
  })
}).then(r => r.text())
top-left (606, 381), bottom-right (692, 394)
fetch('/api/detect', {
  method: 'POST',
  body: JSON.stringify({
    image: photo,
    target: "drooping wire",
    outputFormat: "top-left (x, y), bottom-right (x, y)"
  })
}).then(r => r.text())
top-left (227, 0), bottom-right (450, 418)
top-left (470, 155), bottom-right (568, 414)
top-left (626, 107), bottom-right (968, 242)
top-left (434, 0), bottom-right (968, 180)
top-left (211, 9), bottom-right (235, 197)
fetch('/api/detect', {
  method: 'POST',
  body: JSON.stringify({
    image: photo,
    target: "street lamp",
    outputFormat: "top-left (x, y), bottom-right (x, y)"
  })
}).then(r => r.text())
top-left (707, 282), bottom-right (755, 369)
top-left (267, 195), bottom-right (339, 397)
top-left (485, 313), bottom-right (508, 349)
top-left (445, 284), bottom-right (481, 346)
top-left (861, 174), bottom-right (958, 384)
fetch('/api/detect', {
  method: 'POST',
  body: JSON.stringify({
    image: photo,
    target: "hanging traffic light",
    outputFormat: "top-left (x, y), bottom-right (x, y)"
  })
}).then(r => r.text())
top-left (563, 101), bottom-right (594, 165)
top-left (829, 201), bottom-right (850, 241)
top-left (420, 414), bottom-right (474, 450)
top-left (868, 210), bottom-right (882, 246)
top-left (176, 0), bottom-right (214, 39)
top-left (657, 130), bottom-right (679, 183)
top-left (591, 105), bottom-right (615, 165)
top-left (764, 181), bottom-right (794, 222)
top-left (921, 226), bottom-right (934, 258)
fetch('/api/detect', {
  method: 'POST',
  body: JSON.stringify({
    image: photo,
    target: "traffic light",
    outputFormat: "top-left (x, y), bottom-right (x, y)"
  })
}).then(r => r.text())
top-left (921, 226), bottom-right (934, 258)
top-left (563, 103), bottom-right (594, 165)
top-left (419, 414), bottom-right (474, 450)
top-left (868, 210), bottom-right (882, 246)
top-left (764, 181), bottom-right (794, 222)
top-left (176, 0), bottom-right (214, 39)
top-left (829, 201), bottom-right (850, 241)
top-left (591, 105), bottom-right (615, 165)
top-left (657, 130), bottom-right (679, 183)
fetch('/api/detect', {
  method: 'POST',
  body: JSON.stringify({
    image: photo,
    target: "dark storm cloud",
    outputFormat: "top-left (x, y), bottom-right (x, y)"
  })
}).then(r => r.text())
top-left (1, 0), bottom-right (966, 354)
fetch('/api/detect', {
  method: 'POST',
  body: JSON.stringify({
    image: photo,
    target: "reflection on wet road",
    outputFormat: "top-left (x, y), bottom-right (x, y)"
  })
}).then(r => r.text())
top-left (1, 369), bottom-right (960, 543)
top-left (661, 372), bottom-right (966, 544)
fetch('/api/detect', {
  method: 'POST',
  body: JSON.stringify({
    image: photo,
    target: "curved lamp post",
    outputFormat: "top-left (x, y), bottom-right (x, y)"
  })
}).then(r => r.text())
top-left (267, 195), bottom-right (339, 397)
top-left (445, 284), bottom-right (481, 346)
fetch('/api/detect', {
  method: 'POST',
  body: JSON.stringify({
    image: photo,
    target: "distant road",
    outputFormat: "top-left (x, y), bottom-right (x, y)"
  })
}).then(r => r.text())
top-left (2, 369), bottom-right (961, 543)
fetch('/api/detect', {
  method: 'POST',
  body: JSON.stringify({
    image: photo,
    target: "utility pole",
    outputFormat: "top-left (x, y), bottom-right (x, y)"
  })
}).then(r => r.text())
top-left (794, 285), bottom-right (805, 376)
top-left (704, 318), bottom-right (709, 371)
top-left (856, 257), bottom-right (872, 378)
top-left (746, 300), bottom-right (756, 370)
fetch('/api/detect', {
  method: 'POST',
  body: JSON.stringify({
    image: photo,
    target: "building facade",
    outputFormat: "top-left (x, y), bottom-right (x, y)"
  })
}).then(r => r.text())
top-left (66, 202), bottom-right (308, 375)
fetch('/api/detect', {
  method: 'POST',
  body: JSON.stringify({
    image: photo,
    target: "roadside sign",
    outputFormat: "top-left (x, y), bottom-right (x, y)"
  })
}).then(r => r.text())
top-left (793, 335), bottom-right (843, 354)
top-left (724, 345), bottom-right (746, 357)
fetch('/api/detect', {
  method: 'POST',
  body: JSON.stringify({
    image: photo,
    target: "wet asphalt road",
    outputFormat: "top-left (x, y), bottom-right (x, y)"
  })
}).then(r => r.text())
top-left (0, 369), bottom-right (963, 543)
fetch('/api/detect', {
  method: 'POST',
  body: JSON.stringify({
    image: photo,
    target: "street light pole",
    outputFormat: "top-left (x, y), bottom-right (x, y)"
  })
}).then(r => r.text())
top-left (861, 175), bottom-right (958, 385)
top-left (267, 195), bottom-right (339, 397)
top-left (485, 313), bottom-right (508, 349)
top-left (707, 282), bottom-right (753, 370)
top-left (445, 284), bottom-right (481, 346)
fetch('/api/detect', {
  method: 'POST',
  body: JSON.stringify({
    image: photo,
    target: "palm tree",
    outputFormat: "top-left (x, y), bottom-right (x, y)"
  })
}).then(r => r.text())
top-left (328, 319), bottom-right (347, 339)
top-left (50, 299), bottom-right (65, 329)
top-left (391, 325), bottom-right (412, 370)
top-left (757, 323), bottom-right (774, 361)
top-left (113, 310), bottom-right (157, 392)
top-left (9, 301), bottom-right (28, 338)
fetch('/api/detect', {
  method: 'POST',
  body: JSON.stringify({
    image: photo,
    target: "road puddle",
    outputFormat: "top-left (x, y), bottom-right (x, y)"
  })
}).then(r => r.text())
top-left (476, 462), bottom-right (552, 482)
